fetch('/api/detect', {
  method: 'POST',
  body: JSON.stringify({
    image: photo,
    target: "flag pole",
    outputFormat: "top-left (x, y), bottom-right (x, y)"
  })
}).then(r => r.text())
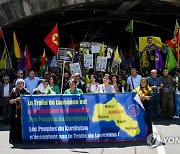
top-left (61, 60), bottom-right (66, 94)
top-left (130, 29), bottom-right (133, 68)
top-left (0, 27), bottom-right (9, 53)
top-left (178, 28), bottom-right (180, 67)
top-left (0, 27), bottom-right (12, 69)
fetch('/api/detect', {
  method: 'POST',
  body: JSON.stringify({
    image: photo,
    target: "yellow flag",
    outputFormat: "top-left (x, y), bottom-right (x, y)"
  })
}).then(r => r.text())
top-left (139, 37), bottom-right (162, 52)
top-left (66, 50), bottom-right (73, 58)
top-left (13, 31), bottom-right (21, 58)
top-left (85, 75), bottom-right (90, 86)
top-left (98, 43), bottom-right (105, 56)
top-left (112, 46), bottom-right (121, 67)
top-left (65, 62), bottom-right (70, 72)
top-left (0, 47), bottom-right (7, 69)
top-left (174, 20), bottom-right (179, 37)
top-left (82, 48), bottom-right (89, 55)
top-left (140, 51), bottom-right (149, 69)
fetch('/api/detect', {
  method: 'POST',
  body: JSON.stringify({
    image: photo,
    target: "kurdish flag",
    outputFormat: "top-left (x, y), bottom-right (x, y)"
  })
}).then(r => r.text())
top-left (44, 23), bottom-right (59, 54)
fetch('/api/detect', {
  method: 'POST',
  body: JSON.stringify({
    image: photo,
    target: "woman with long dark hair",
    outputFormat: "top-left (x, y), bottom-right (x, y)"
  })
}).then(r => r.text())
top-left (111, 75), bottom-right (123, 93)
top-left (96, 74), bottom-right (115, 93)
top-left (86, 75), bottom-right (99, 93)
top-left (133, 78), bottom-right (153, 136)
top-left (49, 74), bottom-right (60, 94)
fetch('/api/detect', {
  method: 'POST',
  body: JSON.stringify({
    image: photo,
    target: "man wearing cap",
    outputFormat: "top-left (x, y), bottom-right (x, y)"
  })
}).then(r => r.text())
top-left (0, 76), bottom-right (14, 124)
top-left (148, 69), bottom-right (163, 121)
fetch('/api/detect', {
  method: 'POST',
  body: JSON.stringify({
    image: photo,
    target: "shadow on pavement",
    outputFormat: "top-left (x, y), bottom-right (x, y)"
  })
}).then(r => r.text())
top-left (0, 124), bottom-right (10, 131)
top-left (153, 118), bottom-right (180, 126)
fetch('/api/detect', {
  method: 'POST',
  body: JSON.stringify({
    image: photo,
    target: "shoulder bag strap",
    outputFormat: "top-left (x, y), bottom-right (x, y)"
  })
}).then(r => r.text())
top-left (131, 77), bottom-right (135, 90)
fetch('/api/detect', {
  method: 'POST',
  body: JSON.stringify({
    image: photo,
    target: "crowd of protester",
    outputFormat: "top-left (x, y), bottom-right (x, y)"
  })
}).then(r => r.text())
top-left (0, 66), bottom-right (180, 143)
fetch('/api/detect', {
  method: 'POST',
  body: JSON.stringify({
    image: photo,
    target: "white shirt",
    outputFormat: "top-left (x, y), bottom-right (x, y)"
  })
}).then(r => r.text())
top-left (127, 75), bottom-right (142, 91)
top-left (90, 84), bottom-right (97, 93)
top-left (3, 83), bottom-right (9, 97)
top-left (96, 84), bottom-right (116, 93)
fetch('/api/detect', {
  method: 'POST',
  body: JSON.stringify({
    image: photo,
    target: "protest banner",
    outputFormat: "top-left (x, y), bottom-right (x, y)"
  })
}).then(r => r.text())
top-left (96, 56), bottom-right (107, 72)
top-left (21, 93), bottom-right (146, 143)
top-left (57, 48), bottom-right (74, 64)
top-left (84, 54), bottom-right (93, 69)
top-left (69, 62), bottom-right (82, 77)
top-left (91, 44), bottom-right (100, 54)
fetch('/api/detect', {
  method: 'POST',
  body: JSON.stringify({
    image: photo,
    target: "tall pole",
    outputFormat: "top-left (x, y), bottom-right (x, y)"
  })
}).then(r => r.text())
top-left (178, 28), bottom-right (180, 67)
top-left (130, 31), bottom-right (134, 68)
top-left (61, 61), bottom-right (66, 94)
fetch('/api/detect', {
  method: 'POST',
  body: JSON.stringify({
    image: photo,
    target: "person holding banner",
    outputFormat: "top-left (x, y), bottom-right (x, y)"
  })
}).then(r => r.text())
top-left (64, 78), bottom-right (83, 94)
top-left (33, 79), bottom-right (56, 94)
top-left (96, 74), bottom-right (116, 93)
top-left (86, 75), bottom-right (99, 93)
top-left (9, 79), bottom-right (30, 144)
top-left (133, 78), bottom-right (153, 136)
top-left (49, 74), bottom-right (60, 94)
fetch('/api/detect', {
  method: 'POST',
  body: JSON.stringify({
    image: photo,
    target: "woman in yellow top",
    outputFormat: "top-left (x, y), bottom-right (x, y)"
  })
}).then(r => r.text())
top-left (134, 78), bottom-right (153, 137)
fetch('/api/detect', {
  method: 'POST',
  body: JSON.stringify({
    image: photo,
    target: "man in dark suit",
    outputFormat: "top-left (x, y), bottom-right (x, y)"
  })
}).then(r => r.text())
top-left (74, 73), bottom-right (86, 93)
top-left (0, 75), bottom-right (14, 124)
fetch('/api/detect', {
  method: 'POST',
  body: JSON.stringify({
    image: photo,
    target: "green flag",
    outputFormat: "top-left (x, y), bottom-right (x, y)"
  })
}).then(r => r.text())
top-left (165, 47), bottom-right (177, 72)
top-left (125, 20), bottom-right (133, 32)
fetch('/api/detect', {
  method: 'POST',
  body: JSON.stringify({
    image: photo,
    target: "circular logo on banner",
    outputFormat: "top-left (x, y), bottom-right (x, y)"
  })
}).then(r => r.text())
top-left (52, 33), bottom-right (59, 45)
top-left (128, 104), bottom-right (139, 117)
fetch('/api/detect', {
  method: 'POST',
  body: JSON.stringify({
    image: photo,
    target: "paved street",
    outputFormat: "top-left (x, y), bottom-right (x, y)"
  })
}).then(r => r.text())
top-left (0, 119), bottom-right (180, 154)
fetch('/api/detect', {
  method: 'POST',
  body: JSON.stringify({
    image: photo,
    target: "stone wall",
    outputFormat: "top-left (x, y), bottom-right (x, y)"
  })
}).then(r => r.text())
top-left (0, 0), bottom-right (96, 26)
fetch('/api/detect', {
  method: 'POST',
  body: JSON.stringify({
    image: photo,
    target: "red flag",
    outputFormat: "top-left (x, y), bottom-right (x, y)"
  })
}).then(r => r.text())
top-left (166, 29), bottom-right (180, 64)
top-left (44, 24), bottom-right (59, 54)
top-left (25, 46), bottom-right (32, 70)
top-left (0, 31), bottom-right (2, 39)
top-left (166, 31), bottom-right (179, 48)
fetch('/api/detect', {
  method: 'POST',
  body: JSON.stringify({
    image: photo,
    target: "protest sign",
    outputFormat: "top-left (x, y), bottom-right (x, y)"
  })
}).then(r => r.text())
top-left (84, 54), bottom-right (93, 69)
top-left (69, 62), bottom-right (82, 77)
top-left (96, 56), bottom-right (107, 72)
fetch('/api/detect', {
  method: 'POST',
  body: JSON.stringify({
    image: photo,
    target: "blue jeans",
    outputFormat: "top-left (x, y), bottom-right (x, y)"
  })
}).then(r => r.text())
top-left (175, 94), bottom-right (180, 116)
